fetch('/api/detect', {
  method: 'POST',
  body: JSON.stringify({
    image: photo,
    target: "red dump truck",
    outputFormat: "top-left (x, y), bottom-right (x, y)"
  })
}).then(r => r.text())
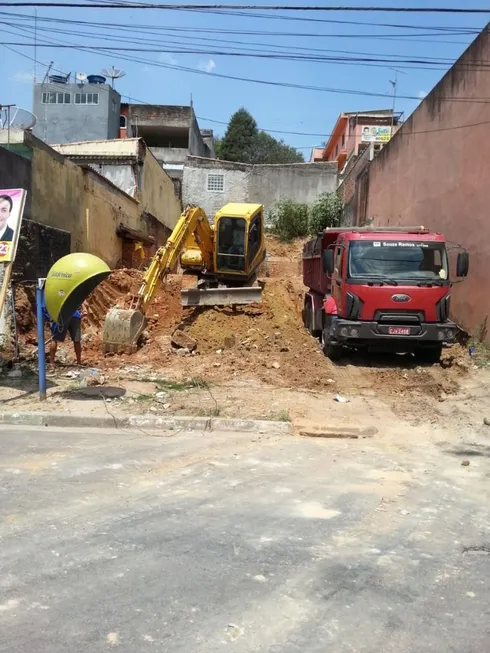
top-left (302, 226), bottom-right (469, 362)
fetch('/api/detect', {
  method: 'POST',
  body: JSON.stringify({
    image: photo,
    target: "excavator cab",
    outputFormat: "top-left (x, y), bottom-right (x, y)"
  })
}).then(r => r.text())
top-left (214, 203), bottom-right (265, 281)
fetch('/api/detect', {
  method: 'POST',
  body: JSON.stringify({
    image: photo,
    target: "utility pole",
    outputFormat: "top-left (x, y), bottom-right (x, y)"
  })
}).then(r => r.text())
top-left (389, 68), bottom-right (406, 136)
top-left (0, 104), bottom-right (16, 149)
top-left (390, 71), bottom-right (398, 135)
top-left (34, 9), bottom-right (37, 83)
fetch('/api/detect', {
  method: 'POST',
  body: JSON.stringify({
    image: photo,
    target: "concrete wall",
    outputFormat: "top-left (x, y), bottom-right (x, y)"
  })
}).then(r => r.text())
top-left (150, 147), bottom-right (188, 164)
top-left (3, 133), bottom-right (180, 268)
top-left (33, 83), bottom-right (120, 144)
top-left (338, 144), bottom-right (375, 227)
top-left (183, 157), bottom-right (337, 218)
top-left (0, 147), bottom-right (32, 219)
top-left (364, 26), bottom-right (490, 337)
top-left (189, 114), bottom-right (211, 158)
top-left (140, 148), bottom-right (181, 229)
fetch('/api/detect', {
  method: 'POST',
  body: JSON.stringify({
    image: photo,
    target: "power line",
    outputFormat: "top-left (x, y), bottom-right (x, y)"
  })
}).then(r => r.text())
top-left (0, 10), bottom-right (476, 46)
top-left (5, 41), bottom-right (489, 72)
top-left (4, 25), bottom-right (490, 104)
top-left (1, 3), bottom-right (490, 11)
top-left (0, 8), bottom-right (481, 33)
top-left (6, 42), bottom-right (490, 148)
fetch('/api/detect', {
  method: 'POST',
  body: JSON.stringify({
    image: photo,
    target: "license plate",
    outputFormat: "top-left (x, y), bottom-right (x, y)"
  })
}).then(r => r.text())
top-left (388, 327), bottom-right (411, 336)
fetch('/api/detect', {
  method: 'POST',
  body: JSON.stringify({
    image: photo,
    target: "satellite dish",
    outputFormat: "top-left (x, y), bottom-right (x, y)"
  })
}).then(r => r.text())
top-left (0, 107), bottom-right (36, 130)
top-left (101, 66), bottom-right (126, 88)
top-left (76, 72), bottom-right (88, 83)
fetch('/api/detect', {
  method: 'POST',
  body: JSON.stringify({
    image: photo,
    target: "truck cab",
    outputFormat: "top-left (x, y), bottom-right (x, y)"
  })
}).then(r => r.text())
top-left (302, 226), bottom-right (469, 362)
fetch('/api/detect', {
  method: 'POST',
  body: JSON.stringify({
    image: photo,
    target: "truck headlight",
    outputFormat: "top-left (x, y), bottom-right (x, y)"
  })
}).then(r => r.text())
top-left (350, 327), bottom-right (360, 338)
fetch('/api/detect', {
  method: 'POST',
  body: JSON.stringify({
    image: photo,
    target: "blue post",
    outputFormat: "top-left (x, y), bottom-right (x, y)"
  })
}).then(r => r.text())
top-left (36, 280), bottom-right (46, 401)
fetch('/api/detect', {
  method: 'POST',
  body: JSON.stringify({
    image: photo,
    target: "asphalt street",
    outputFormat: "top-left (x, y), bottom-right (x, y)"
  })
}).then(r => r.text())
top-left (0, 425), bottom-right (489, 652)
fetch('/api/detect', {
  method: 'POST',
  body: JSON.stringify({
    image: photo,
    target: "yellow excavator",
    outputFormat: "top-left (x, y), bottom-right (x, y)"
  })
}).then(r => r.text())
top-left (103, 202), bottom-right (266, 352)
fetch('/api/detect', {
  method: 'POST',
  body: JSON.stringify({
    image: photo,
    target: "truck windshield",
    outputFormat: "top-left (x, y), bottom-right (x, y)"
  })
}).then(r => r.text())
top-left (348, 241), bottom-right (449, 281)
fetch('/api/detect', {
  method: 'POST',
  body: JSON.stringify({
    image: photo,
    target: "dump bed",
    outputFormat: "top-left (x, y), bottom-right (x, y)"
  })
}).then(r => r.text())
top-left (302, 230), bottom-right (341, 295)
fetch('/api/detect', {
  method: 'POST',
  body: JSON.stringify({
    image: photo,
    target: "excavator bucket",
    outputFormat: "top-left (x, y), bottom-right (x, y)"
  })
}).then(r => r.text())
top-left (102, 308), bottom-right (146, 353)
top-left (181, 285), bottom-right (262, 307)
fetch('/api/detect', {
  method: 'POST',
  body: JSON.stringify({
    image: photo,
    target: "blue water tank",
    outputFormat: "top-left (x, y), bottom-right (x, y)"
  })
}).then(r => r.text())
top-left (87, 75), bottom-right (106, 85)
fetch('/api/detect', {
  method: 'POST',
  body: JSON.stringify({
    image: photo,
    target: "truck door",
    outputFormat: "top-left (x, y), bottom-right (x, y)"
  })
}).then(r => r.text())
top-left (331, 244), bottom-right (344, 315)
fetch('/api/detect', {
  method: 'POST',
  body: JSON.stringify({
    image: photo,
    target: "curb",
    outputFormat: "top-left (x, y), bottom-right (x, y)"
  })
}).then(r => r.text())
top-left (0, 411), bottom-right (292, 435)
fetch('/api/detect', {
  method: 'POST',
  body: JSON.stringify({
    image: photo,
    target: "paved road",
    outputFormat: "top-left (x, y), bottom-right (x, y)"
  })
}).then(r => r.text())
top-left (0, 425), bottom-right (489, 652)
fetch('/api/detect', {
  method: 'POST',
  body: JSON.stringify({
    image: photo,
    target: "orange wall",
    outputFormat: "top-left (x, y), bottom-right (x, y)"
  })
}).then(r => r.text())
top-left (366, 28), bottom-right (490, 336)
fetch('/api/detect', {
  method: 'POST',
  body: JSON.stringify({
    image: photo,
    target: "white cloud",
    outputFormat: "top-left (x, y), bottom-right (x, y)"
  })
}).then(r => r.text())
top-left (158, 53), bottom-right (178, 66)
top-left (12, 71), bottom-right (34, 84)
top-left (198, 59), bottom-right (216, 73)
top-left (417, 90), bottom-right (428, 99)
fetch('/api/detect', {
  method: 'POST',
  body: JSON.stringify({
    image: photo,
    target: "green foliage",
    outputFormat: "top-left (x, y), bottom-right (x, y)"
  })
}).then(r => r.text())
top-left (269, 192), bottom-right (342, 241)
top-left (308, 192), bottom-right (343, 235)
top-left (268, 199), bottom-right (309, 242)
top-left (217, 108), bottom-right (304, 163)
top-left (214, 136), bottom-right (223, 159)
top-left (218, 108), bottom-right (258, 162)
top-left (249, 131), bottom-right (304, 164)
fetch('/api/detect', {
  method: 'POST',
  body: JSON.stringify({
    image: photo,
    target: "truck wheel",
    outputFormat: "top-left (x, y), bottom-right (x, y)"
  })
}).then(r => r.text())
top-left (416, 345), bottom-right (442, 364)
top-left (302, 299), bottom-right (312, 330)
top-left (321, 330), bottom-right (343, 361)
top-left (303, 299), bottom-right (321, 338)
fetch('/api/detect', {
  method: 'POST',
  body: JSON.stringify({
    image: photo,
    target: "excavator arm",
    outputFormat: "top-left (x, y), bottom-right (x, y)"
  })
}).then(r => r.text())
top-left (103, 206), bottom-right (214, 353)
top-left (134, 206), bottom-right (214, 312)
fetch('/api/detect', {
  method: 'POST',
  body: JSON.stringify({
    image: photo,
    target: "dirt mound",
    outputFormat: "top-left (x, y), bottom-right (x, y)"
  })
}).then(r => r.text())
top-left (11, 236), bottom-right (471, 402)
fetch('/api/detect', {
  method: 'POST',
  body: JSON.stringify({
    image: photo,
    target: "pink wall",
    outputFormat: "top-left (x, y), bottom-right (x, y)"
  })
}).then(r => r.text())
top-left (366, 28), bottom-right (490, 336)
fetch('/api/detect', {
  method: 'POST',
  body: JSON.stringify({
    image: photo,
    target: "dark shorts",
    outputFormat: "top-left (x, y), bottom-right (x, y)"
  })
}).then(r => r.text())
top-left (52, 317), bottom-right (81, 343)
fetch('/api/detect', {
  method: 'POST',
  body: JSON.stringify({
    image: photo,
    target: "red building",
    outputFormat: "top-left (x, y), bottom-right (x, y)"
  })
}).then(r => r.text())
top-left (322, 109), bottom-right (402, 172)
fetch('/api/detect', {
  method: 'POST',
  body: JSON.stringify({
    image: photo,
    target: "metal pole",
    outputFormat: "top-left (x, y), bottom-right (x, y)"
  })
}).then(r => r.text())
top-left (36, 279), bottom-right (46, 401)
top-left (10, 283), bottom-right (20, 362)
top-left (34, 9), bottom-right (37, 83)
top-left (391, 71), bottom-right (397, 135)
top-left (7, 105), bottom-right (10, 150)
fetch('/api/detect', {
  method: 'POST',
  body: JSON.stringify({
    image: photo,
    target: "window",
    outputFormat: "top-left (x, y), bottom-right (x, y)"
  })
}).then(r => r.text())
top-left (341, 134), bottom-right (345, 147)
top-left (217, 217), bottom-right (246, 272)
top-left (74, 92), bottom-right (99, 105)
top-left (348, 241), bottom-right (448, 281)
top-left (334, 245), bottom-right (343, 275)
top-left (207, 173), bottom-right (225, 192)
top-left (247, 213), bottom-right (262, 266)
top-left (112, 99), bottom-right (117, 113)
top-left (42, 92), bottom-right (71, 104)
top-left (335, 144), bottom-right (339, 157)
top-left (120, 114), bottom-right (127, 129)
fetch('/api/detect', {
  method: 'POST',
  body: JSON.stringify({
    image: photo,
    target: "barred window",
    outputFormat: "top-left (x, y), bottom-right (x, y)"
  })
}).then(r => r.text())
top-left (207, 174), bottom-right (225, 192)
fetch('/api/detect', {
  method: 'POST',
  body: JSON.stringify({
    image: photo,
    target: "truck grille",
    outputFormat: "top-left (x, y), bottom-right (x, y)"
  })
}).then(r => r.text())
top-left (374, 310), bottom-right (425, 325)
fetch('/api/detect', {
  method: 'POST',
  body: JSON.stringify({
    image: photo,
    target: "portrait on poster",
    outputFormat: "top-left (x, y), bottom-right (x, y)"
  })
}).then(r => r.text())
top-left (0, 188), bottom-right (27, 263)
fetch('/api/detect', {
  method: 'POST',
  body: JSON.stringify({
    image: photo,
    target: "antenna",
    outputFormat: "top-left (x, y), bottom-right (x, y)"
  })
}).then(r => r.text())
top-left (76, 72), bottom-right (88, 84)
top-left (101, 66), bottom-right (126, 89)
top-left (0, 106), bottom-right (36, 131)
top-left (0, 105), bottom-right (36, 148)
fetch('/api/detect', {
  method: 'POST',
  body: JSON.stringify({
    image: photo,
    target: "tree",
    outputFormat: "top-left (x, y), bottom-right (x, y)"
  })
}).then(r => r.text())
top-left (218, 108), bottom-right (258, 162)
top-left (217, 108), bottom-right (304, 163)
top-left (249, 131), bottom-right (304, 164)
top-left (308, 192), bottom-right (342, 235)
top-left (268, 199), bottom-right (309, 242)
top-left (214, 136), bottom-right (223, 159)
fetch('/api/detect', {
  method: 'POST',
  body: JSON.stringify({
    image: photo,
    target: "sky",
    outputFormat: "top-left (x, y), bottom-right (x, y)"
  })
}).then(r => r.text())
top-left (1, 0), bottom-right (489, 156)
